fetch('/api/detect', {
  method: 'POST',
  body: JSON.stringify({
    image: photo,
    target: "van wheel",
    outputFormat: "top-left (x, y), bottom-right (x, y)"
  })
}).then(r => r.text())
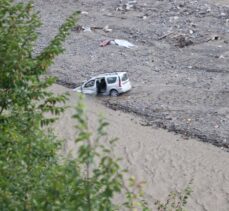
top-left (110, 90), bottom-right (119, 97)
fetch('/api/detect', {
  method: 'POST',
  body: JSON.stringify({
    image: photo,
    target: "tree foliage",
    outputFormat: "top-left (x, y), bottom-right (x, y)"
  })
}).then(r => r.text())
top-left (0, 0), bottom-right (78, 124)
top-left (0, 0), bottom-right (79, 209)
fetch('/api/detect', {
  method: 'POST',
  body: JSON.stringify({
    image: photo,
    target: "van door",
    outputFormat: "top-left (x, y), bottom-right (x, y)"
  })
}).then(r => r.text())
top-left (82, 79), bottom-right (96, 95)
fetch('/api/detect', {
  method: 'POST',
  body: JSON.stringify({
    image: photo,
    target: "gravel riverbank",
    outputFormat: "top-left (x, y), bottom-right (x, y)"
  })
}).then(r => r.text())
top-left (19, 0), bottom-right (229, 148)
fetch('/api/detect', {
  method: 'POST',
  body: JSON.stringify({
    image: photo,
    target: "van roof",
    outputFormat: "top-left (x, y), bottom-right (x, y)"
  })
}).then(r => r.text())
top-left (92, 72), bottom-right (127, 79)
top-left (98, 72), bottom-right (126, 76)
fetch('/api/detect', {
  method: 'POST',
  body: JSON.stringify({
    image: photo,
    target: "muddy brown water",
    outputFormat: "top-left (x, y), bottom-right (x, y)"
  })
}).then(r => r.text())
top-left (51, 84), bottom-right (229, 211)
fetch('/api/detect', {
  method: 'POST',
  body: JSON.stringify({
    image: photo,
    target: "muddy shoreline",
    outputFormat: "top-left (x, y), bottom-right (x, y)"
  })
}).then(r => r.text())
top-left (103, 99), bottom-right (229, 149)
top-left (57, 79), bottom-right (228, 149)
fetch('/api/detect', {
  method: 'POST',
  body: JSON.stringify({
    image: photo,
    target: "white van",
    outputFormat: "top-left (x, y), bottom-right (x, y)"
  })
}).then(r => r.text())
top-left (73, 72), bottom-right (132, 96)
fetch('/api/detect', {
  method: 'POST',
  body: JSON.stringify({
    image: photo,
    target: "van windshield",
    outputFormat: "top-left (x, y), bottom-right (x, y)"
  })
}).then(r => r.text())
top-left (121, 73), bottom-right (128, 81)
top-left (84, 80), bottom-right (95, 88)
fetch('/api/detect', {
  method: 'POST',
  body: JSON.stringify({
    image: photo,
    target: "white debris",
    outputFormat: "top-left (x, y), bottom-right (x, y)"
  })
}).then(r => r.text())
top-left (219, 55), bottom-right (225, 59)
top-left (81, 11), bottom-right (88, 15)
top-left (112, 39), bottom-right (136, 48)
top-left (82, 26), bottom-right (92, 32)
top-left (103, 25), bottom-right (112, 33)
top-left (142, 15), bottom-right (147, 20)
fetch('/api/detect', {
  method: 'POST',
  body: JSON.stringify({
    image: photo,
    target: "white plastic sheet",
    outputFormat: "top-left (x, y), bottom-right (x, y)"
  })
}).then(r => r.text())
top-left (112, 39), bottom-right (136, 48)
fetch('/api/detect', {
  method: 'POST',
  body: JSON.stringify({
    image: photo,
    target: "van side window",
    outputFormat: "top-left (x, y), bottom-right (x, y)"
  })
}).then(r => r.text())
top-left (121, 74), bottom-right (128, 81)
top-left (107, 77), bottom-right (117, 84)
top-left (84, 80), bottom-right (95, 88)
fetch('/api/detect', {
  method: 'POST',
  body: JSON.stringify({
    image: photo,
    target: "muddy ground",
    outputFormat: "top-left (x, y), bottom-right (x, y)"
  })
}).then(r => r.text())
top-left (21, 0), bottom-right (229, 148)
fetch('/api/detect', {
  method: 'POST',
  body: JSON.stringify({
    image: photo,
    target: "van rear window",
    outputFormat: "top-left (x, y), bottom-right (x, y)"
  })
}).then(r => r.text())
top-left (121, 73), bottom-right (128, 81)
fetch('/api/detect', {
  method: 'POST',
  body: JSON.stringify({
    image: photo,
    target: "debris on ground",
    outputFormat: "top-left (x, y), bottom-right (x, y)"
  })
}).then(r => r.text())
top-left (142, 15), bottom-right (148, 20)
top-left (158, 32), bottom-right (174, 40)
top-left (72, 25), bottom-right (112, 33)
top-left (81, 11), bottom-right (88, 15)
top-left (100, 39), bottom-right (136, 48)
top-left (103, 25), bottom-right (112, 33)
top-left (116, 0), bottom-right (137, 12)
top-left (72, 25), bottom-right (84, 33)
top-left (172, 34), bottom-right (194, 48)
top-left (100, 40), bottom-right (111, 47)
top-left (83, 26), bottom-right (92, 32)
top-left (112, 39), bottom-right (136, 48)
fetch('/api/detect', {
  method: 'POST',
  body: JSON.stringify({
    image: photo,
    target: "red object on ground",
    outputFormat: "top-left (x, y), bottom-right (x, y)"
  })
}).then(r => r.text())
top-left (99, 40), bottom-right (111, 47)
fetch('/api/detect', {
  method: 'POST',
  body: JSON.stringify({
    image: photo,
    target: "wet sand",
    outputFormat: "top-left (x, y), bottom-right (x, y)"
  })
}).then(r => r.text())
top-left (52, 84), bottom-right (229, 211)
